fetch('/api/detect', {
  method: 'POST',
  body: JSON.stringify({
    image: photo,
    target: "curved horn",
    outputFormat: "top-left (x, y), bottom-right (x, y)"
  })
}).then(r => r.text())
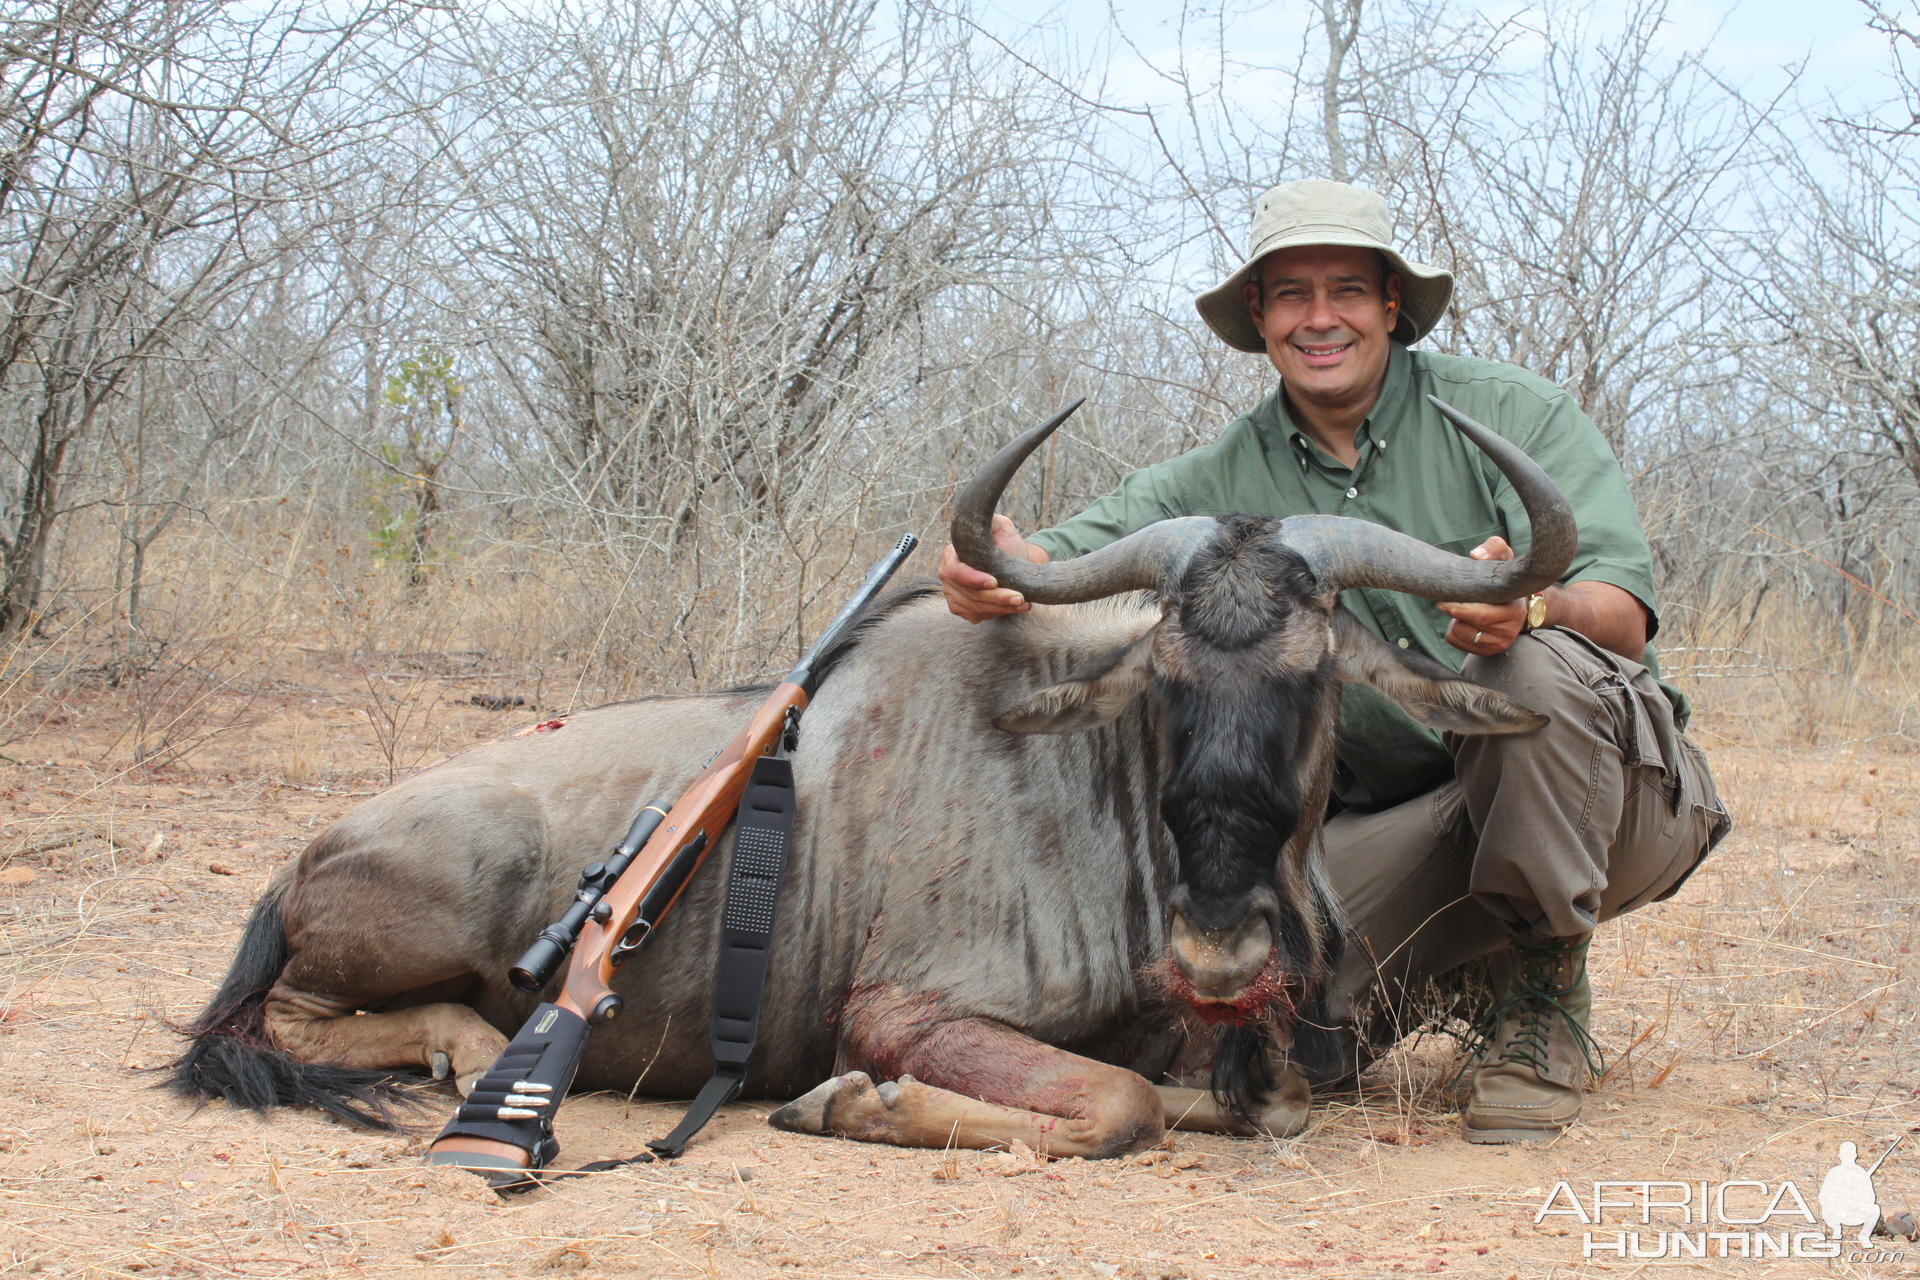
top-left (1278, 396), bottom-right (1577, 602)
top-left (950, 399), bottom-right (1217, 604)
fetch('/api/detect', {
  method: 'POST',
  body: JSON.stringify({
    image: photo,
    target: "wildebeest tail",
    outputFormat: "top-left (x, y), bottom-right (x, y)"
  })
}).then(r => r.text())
top-left (1278, 854), bottom-right (1349, 1082)
top-left (166, 883), bottom-right (417, 1130)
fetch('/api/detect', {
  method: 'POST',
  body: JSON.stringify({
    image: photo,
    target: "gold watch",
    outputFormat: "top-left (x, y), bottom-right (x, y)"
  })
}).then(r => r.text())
top-left (1522, 592), bottom-right (1550, 632)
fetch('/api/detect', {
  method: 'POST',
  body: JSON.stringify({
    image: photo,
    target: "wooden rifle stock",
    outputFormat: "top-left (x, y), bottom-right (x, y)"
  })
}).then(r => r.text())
top-left (558, 684), bottom-right (803, 1023)
top-left (428, 533), bottom-right (917, 1184)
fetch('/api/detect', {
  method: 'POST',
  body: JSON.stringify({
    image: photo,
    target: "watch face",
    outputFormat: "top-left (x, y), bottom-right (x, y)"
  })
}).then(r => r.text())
top-left (1527, 593), bottom-right (1550, 630)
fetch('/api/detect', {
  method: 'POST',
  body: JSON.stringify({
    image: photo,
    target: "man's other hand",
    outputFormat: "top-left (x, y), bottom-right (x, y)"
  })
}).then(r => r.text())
top-left (939, 514), bottom-right (1050, 622)
top-left (1439, 536), bottom-right (1528, 655)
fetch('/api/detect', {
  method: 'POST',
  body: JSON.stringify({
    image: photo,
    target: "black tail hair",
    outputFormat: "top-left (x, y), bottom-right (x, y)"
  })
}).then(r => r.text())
top-left (1281, 989), bottom-right (1350, 1082)
top-left (1285, 910), bottom-right (1350, 1083)
top-left (1209, 1023), bottom-right (1273, 1121)
top-left (1208, 996), bottom-right (1349, 1121)
top-left (165, 885), bottom-right (420, 1130)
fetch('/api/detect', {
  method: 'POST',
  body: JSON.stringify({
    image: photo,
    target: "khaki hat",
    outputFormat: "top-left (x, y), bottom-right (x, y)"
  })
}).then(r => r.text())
top-left (1194, 179), bottom-right (1453, 351)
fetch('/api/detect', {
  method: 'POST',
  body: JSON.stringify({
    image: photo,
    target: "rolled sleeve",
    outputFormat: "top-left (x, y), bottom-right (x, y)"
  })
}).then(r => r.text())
top-left (1029, 465), bottom-right (1176, 561)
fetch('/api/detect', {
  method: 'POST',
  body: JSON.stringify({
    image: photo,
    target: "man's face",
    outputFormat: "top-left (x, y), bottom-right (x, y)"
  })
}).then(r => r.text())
top-left (1241, 245), bottom-right (1402, 414)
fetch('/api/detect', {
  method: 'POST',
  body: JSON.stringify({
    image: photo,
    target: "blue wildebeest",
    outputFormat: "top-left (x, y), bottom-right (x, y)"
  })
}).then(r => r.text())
top-left (172, 402), bottom-right (1572, 1157)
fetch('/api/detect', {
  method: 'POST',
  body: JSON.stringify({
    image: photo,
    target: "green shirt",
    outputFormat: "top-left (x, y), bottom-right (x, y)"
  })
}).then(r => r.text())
top-left (1031, 342), bottom-right (1685, 810)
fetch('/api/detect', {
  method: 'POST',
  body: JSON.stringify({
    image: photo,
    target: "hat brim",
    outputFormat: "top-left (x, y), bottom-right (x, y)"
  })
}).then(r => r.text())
top-left (1195, 232), bottom-right (1453, 352)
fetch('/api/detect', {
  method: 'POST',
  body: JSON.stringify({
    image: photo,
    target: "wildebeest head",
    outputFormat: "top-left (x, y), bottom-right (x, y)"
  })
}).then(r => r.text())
top-left (951, 397), bottom-right (1575, 1029)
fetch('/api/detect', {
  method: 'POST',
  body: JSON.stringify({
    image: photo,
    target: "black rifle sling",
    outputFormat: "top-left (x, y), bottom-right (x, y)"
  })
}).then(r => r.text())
top-left (511, 751), bottom-right (798, 1188)
top-left (648, 751), bottom-right (797, 1156)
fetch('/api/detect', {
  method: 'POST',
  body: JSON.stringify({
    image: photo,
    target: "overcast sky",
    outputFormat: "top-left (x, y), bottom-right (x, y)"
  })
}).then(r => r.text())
top-left (968, 0), bottom-right (1901, 122)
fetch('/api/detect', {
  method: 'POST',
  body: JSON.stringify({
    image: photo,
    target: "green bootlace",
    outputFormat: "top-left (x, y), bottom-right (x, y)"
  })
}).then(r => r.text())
top-left (1462, 936), bottom-right (1607, 1081)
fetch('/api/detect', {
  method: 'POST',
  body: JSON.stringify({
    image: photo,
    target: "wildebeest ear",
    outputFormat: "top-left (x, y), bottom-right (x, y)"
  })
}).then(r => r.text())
top-left (993, 624), bottom-right (1157, 734)
top-left (1332, 609), bottom-right (1547, 735)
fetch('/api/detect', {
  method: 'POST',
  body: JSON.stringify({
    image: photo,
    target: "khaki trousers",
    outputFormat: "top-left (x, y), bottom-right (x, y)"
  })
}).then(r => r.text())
top-left (1314, 628), bottom-right (1732, 1078)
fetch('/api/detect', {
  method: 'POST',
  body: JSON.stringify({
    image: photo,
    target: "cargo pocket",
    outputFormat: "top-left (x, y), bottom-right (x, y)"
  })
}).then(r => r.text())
top-left (1597, 688), bottom-right (1728, 916)
top-left (1580, 657), bottom-right (1680, 821)
top-left (1541, 634), bottom-right (1693, 924)
top-left (1650, 736), bottom-right (1733, 905)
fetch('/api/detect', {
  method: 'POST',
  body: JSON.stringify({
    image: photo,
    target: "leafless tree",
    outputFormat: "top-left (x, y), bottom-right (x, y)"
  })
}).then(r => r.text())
top-left (0, 0), bottom-right (1908, 725)
top-left (0, 0), bottom-right (421, 638)
top-left (1437, 4), bottom-right (1777, 456)
top-left (1707, 6), bottom-right (1920, 644)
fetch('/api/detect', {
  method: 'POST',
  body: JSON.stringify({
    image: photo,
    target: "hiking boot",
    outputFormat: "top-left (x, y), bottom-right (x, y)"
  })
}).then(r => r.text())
top-left (1461, 933), bottom-right (1604, 1144)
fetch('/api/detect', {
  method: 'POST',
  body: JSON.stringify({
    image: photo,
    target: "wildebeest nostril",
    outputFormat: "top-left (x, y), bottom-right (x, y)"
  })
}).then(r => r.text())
top-left (1168, 901), bottom-right (1275, 1002)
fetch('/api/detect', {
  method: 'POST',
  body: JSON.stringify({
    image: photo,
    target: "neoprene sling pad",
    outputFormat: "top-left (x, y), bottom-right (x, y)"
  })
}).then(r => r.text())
top-left (648, 752), bottom-right (797, 1157)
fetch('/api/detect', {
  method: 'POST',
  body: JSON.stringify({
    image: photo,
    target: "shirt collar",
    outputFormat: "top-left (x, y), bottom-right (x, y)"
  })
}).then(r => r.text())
top-left (1274, 341), bottom-right (1414, 466)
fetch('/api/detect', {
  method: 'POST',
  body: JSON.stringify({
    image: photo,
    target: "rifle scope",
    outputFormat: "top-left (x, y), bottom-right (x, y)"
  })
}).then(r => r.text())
top-left (509, 800), bottom-right (670, 993)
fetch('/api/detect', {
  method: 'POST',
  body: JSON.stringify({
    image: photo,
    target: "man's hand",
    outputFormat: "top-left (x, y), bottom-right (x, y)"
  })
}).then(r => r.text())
top-left (939, 514), bottom-right (1050, 622)
top-left (1439, 535), bottom-right (1652, 661)
top-left (1439, 537), bottom-right (1527, 656)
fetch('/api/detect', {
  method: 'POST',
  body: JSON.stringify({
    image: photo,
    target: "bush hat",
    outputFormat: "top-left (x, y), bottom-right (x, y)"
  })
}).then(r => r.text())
top-left (1195, 179), bottom-right (1453, 350)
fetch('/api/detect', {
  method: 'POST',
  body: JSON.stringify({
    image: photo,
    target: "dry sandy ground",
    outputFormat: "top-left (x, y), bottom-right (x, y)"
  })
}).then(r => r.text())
top-left (1, 654), bottom-right (1915, 1279)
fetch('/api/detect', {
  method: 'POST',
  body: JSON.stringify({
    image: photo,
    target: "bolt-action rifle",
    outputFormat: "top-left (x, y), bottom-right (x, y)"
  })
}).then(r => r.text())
top-left (426, 533), bottom-right (918, 1187)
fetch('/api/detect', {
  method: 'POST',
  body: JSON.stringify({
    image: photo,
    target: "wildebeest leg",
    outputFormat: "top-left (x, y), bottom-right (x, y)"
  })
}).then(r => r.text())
top-left (1155, 1066), bottom-right (1310, 1137)
top-left (261, 777), bottom-right (544, 1093)
top-left (771, 1011), bottom-right (1163, 1158)
top-left (265, 984), bottom-right (508, 1094)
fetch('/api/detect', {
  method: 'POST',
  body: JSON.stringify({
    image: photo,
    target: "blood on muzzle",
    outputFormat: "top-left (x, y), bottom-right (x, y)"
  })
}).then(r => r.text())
top-left (1167, 883), bottom-right (1280, 1005)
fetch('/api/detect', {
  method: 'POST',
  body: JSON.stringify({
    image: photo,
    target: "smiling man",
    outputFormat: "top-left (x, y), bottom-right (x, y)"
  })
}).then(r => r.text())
top-left (938, 179), bottom-right (1732, 1143)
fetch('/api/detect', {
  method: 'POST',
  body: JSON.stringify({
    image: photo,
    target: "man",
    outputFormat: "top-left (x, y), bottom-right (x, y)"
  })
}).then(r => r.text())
top-left (938, 179), bottom-right (1732, 1142)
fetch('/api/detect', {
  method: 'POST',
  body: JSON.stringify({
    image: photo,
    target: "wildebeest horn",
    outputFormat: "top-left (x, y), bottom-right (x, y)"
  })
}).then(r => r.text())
top-left (1276, 396), bottom-right (1577, 602)
top-left (951, 398), bottom-right (1218, 604)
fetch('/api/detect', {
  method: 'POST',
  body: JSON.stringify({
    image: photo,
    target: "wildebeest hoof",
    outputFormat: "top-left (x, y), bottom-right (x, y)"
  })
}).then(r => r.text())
top-left (430, 1051), bottom-right (451, 1081)
top-left (1254, 1096), bottom-right (1309, 1138)
top-left (769, 1071), bottom-right (876, 1135)
top-left (456, 1070), bottom-right (485, 1098)
top-left (1254, 1066), bottom-right (1311, 1138)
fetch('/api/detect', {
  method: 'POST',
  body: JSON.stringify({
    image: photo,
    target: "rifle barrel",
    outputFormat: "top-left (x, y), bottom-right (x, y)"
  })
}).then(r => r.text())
top-left (786, 533), bottom-right (919, 694)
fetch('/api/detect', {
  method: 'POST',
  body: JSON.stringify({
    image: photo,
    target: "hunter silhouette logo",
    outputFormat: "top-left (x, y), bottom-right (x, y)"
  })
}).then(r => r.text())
top-left (1820, 1138), bottom-right (1900, 1245)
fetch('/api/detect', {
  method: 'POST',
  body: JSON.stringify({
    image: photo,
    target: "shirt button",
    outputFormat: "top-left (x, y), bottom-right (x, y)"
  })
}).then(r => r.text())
top-left (1345, 486), bottom-right (1358, 499)
top-left (1396, 637), bottom-right (1410, 649)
